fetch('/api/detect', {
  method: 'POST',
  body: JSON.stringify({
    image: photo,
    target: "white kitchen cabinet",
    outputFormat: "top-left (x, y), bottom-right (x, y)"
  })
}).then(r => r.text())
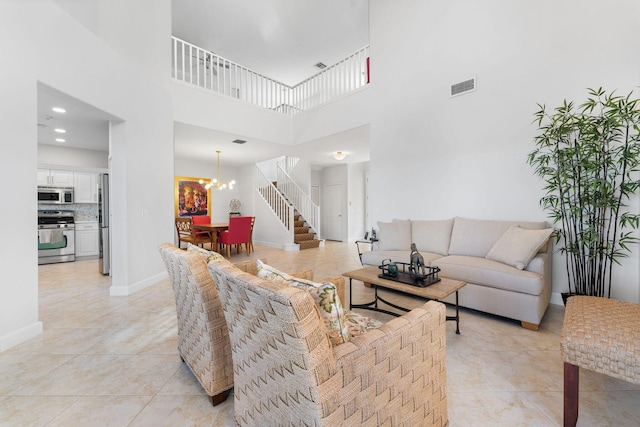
top-left (37, 169), bottom-right (74, 186)
top-left (74, 172), bottom-right (98, 203)
top-left (75, 222), bottom-right (99, 257)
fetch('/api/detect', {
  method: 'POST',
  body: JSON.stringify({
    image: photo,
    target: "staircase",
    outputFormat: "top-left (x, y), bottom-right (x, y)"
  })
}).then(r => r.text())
top-left (294, 214), bottom-right (321, 249)
top-left (255, 162), bottom-right (322, 250)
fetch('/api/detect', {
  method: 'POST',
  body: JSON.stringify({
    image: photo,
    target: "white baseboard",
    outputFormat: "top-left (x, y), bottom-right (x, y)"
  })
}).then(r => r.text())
top-left (109, 271), bottom-right (168, 296)
top-left (550, 292), bottom-right (565, 306)
top-left (0, 321), bottom-right (43, 352)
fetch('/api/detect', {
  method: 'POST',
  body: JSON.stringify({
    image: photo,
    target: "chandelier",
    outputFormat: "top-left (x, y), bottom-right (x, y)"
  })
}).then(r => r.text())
top-left (201, 150), bottom-right (236, 190)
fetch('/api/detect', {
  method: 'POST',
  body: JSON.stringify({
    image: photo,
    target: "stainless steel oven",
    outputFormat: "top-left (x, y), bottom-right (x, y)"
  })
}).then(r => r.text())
top-left (38, 210), bottom-right (75, 265)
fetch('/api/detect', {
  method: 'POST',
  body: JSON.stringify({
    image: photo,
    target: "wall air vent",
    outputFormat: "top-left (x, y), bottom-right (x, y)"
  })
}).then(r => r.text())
top-left (232, 139), bottom-right (246, 144)
top-left (450, 77), bottom-right (476, 97)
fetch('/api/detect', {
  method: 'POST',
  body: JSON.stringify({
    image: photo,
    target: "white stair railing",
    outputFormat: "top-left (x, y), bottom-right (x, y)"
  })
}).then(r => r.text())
top-left (277, 156), bottom-right (299, 175)
top-left (276, 165), bottom-right (320, 237)
top-left (172, 37), bottom-right (290, 111)
top-left (171, 36), bottom-right (369, 116)
top-left (255, 165), bottom-right (294, 241)
top-left (289, 46), bottom-right (370, 112)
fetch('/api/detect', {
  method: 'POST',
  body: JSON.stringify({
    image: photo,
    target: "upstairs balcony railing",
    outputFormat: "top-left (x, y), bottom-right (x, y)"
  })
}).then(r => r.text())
top-left (171, 36), bottom-right (369, 116)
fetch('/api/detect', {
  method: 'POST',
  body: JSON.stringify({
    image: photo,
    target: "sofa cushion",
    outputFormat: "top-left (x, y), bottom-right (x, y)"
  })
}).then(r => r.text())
top-left (187, 243), bottom-right (224, 263)
top-left (486, 226), bottom-right (553, 270)
top-left (377, 219), bottom-right (411, 251)
top-left (256, 260), bottom-right (349, 346)
top-left (411, 219), bottom-right (454, 255)
top-left (448, 217), bottom-right (549, 258)
top-left (435, 255), bottom-right (545, 296)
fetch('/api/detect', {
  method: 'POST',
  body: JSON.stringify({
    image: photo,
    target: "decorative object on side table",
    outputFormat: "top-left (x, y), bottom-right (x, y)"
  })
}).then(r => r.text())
top-left (378, 258), bottom-right (441, 288)
top-left (409, 242), bottom-right (426, 276)
top-left (229, 199), bottom-right (241, 217)
top-left (528, 87), bottom-right (640, 299)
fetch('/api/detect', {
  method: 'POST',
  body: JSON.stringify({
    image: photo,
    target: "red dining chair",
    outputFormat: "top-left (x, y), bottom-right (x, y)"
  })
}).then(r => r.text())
top-left (218, 216), bottom-right (252, 258)
top-left (191, 215), bottom-right (213, 250)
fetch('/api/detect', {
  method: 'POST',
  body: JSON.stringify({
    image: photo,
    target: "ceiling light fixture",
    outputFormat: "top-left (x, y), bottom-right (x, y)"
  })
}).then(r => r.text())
top-left (52, 107), bottom-right (66, 113)
top-left (54, 128), bottom-right (66, 133)
top-left (55, 138), bottom-right (66, 143)
top-left (202, 150), bottom-right (235, 190)
top-left (333, 151), bottom-right (347, 160)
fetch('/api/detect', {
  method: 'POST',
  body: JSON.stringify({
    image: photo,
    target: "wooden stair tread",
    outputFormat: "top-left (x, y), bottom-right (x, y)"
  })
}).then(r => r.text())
top-left (298, 240), bottom-right (321, 250)
top-left (294, 233), bottom-right (317, 242)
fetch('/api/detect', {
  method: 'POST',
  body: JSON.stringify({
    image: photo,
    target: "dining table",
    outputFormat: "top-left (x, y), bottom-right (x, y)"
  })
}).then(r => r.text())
top-left (192, 222), bottom-right (229, 253)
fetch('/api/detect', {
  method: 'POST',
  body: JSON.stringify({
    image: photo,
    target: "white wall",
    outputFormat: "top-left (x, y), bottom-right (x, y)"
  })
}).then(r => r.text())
top-left (171, 84), bottom-right (292, 146)
top-left (0, 0), bottom-right (175, 350)
top-left (38, 144), bottom-right (108, 169)
top-left (347, 162), bottom-right (367, 241)
top-left (369, 0), bottom-right (640, 303)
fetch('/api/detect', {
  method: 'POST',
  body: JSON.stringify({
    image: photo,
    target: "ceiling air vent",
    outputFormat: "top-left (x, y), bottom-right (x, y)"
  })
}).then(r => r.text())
top-left (232, 139), bottom-right (246, 144)
top-left (315, 62), bottom-right (327, 70)
top-left (450, 77), bottom-right (476, 97)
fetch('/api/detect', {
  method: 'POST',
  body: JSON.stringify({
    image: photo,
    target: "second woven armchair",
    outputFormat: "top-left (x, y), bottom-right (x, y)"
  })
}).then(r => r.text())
top-left (208, 257), bottom-right (449, 426)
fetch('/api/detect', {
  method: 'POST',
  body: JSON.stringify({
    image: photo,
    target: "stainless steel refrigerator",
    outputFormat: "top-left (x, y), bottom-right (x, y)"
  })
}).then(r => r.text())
top-left (98, 173), bottom-right (110, 275)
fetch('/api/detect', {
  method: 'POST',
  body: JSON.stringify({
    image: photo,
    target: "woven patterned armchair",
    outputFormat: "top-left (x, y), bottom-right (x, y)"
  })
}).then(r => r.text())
top-left (158, 243), bottom-right (234, 405)
top-left (158, 242), bottom-right (347, 407)
top-left (208, 258), bottom-right (449, 426)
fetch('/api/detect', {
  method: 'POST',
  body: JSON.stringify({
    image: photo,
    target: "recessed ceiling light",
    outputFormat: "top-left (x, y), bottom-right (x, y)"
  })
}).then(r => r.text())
top-left (54, 128), bottom-right (66, 133)
top-left (52, 107), bottom-right (66, 113)
top-left (55, 138), bottom-right (66, 143)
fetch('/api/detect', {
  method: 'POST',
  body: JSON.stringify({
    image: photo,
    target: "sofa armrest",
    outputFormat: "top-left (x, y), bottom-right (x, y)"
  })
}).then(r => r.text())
top-left (332, 300), bottom-right (448, 425)
top-left (525, 252), bottom-right (548, 275)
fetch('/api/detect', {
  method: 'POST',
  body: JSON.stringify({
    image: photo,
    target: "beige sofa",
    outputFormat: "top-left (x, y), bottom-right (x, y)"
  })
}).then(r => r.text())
top-left (360, 217), bottom-right (553, 330)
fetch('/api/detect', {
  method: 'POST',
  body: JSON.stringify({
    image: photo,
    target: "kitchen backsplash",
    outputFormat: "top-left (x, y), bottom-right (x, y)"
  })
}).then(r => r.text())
top-left (38, 203), bottom-right (99, 221)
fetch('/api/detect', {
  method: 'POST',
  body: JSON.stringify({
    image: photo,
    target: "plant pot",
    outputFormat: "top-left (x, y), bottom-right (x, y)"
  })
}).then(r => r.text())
top-left (561, 292), bottom-right (574, 306)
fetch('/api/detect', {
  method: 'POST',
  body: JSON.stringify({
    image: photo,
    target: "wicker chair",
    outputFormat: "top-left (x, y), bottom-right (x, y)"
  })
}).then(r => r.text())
top-left (175, 217), bottom-right (210, 249)
top-left (208, 258), bottom-right (449, 426)
top-left (158, 242), bottom-right (347, 407)
top-left (158, 243), bottom-right (234, 405)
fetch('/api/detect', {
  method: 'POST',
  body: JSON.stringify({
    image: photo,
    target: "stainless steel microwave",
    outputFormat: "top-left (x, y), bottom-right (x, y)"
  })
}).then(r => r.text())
top-left (37, 187), bottom-right (74, 204)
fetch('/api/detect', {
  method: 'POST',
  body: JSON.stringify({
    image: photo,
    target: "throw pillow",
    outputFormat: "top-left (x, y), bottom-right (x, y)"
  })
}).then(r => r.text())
top-left (256, 260), bottom-right (349, 346)
top-left (411, 219), bottom-right (454, 255)
top-left (187, 243), bottom-right (224, 263)
top-left (377, 219), bottom-right (412, 251)
top-left (485, 226), bottom-right (553, 270)
top-left (344, 310), bottom-right (383, 339)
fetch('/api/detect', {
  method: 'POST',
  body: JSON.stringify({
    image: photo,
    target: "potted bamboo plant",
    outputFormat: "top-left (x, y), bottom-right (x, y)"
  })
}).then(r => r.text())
top-left (528, 87), bottom-right (640, 299)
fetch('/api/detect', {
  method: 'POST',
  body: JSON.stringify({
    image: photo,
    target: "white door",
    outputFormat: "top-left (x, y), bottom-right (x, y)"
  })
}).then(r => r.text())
top-left (324, 184), bottom-right (343, 241)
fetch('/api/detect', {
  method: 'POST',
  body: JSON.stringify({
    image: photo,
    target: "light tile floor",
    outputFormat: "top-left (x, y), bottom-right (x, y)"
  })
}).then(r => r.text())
top-left (1, 241), bottom-right (639, 426)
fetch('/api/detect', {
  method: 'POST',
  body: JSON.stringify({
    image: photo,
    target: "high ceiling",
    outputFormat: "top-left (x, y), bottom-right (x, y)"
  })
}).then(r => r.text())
top-left (38, 1), bottom-right (371, 168)
top-left (171, 0), bottom-right (370, 86)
